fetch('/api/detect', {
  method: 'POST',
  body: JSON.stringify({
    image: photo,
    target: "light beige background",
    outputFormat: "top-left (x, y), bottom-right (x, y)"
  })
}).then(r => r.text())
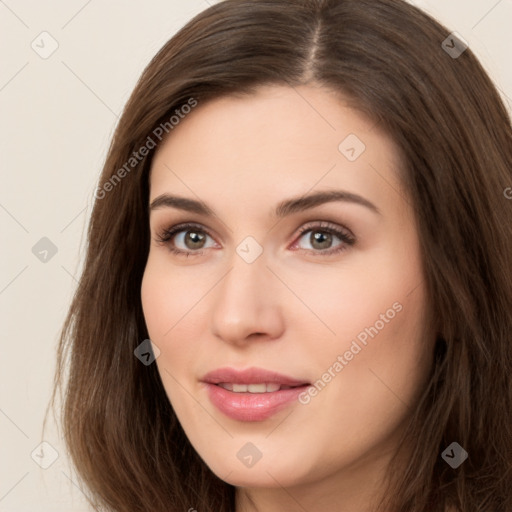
top-left (1, 1), bottom-right (510, 510)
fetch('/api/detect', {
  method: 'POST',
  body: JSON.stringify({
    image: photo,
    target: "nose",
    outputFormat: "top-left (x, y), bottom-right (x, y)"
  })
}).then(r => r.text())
top-left (210, 252), bottom-right (285, 347)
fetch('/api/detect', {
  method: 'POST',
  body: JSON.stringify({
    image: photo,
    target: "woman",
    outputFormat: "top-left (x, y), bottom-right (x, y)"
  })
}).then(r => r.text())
top-left (51, 0), bottom-right (512, 510)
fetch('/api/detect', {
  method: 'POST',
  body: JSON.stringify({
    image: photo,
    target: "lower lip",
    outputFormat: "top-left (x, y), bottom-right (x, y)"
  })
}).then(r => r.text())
top-left (203, 383), bottom-right (309, 422)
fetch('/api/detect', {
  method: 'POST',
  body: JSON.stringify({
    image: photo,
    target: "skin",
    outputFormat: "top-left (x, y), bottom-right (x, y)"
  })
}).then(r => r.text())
top-left (141, 84), bottom-right (434, 512)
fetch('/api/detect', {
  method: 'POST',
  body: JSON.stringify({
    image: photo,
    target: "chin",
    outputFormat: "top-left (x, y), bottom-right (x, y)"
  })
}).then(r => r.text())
top-left (200, 447), bottom-right (315, 489)
top-left (213, 465), bottom-right (299, 488)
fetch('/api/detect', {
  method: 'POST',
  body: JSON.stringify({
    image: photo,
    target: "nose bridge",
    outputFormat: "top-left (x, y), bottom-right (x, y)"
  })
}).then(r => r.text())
top-left (216, 252), bottom-right (267, 316)
top-left (210, 249), bottom-right (283, 343)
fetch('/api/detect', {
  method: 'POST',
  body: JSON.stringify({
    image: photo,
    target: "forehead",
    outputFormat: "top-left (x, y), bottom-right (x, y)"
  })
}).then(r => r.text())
top-left (148, 84), bottom-right (405, 216)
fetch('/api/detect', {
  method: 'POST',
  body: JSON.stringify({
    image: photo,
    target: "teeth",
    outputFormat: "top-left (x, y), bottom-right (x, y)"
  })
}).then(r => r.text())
top-left (218, 383), bottom-right (283, 393)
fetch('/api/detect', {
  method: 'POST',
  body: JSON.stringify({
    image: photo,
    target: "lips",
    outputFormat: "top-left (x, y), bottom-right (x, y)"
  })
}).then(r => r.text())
top-left (201, 367), bottom-right (311, 422)
top-left (201, 367), bottom-right (309, 387)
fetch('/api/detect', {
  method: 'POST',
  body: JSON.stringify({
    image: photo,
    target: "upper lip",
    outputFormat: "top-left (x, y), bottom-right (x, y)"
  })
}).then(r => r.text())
top-left (201, 367), bottom-right (310, 386)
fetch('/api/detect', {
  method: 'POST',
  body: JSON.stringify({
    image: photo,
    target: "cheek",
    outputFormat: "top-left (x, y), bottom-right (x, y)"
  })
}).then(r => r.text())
top-left (298, 239), bottom-right (431, 408)
top-left (141, 254), bottom-right (204, 339)
top-left (141, 261), bottom-right (185, 375)
top-left (141, 266), bottom-right (170, 339)
top-left (298, 290), bottom-right (431, 470)
top-left (141, 257), bottom-right (210, 385)
top-left (338, 292), bottom-right (430, 387)
top-left (305, 274), bottom-right (429, 402)
top-left (279, 252), bottom-right (422, 357)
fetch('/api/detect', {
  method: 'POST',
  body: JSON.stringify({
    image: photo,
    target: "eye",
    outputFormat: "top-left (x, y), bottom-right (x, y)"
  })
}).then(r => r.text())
top-left (155, 222), bottom-right (217, 257)
top-left (155, 220), bottom-right (356, 258)
top-left (292, 221), bottom-right (356, 256)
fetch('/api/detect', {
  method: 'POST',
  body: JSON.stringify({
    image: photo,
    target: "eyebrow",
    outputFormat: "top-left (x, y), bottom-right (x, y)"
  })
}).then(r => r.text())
top-left (149, 189), bottom-right (380, 217)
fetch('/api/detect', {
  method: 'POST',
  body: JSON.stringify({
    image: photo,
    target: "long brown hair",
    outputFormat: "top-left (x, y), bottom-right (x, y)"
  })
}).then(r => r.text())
top-left (49, 0), bottom-right (512, 510)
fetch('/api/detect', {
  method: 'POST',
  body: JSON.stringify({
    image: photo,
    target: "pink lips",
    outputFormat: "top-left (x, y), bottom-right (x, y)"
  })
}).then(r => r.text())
top-left (201, 367), bottom-right (310, 422)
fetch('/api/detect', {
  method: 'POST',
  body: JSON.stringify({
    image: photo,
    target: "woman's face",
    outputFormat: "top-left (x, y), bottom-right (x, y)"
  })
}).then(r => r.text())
top-left (141, 84), bottom-right (433, 504)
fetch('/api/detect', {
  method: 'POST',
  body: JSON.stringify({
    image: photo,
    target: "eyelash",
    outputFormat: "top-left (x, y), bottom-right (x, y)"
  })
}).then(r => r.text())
top-left (154, 221), bottom-right (356, 258)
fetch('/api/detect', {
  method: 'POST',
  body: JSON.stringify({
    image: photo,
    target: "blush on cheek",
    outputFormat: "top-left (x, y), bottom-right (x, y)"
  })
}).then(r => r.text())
top-left (141, 271), bottom-right (175, 339)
